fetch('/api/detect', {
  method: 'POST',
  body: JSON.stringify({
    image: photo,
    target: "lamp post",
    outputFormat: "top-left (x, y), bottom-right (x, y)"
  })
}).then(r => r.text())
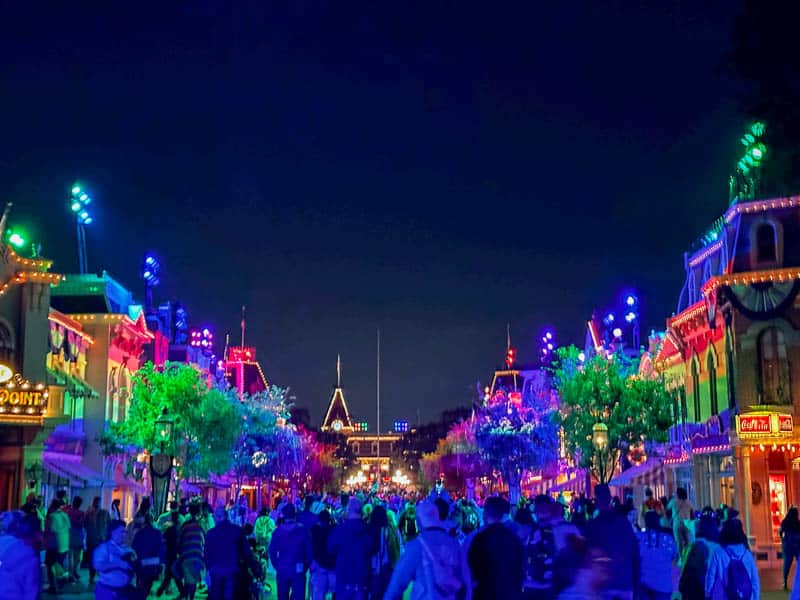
top-left (150, 408), bottom-right (174, 514)
top-left (69, 183), bottom-right (94, 274)
top-left (592, 422), bottom-right (610, 485)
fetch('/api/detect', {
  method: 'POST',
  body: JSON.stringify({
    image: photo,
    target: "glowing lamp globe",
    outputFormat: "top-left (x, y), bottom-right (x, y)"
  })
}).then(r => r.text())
top-left (612, 327), bottom-right (623, 338)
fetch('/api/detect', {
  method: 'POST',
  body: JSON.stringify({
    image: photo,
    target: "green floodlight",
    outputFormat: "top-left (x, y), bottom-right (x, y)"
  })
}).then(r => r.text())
top-left (751, 122), bottom-right (766, 137)
top-left (79, 210), bottom-right (89, 220)
top-left (7, 232), bottom-right (25, 248)
top-left (79, 193), bottom-right (88, 202)
top-left (751, 147), bottom-right (763, 160)
top-left (71, 201), bottom-right (81, 212)
top-left (71, 185), bottom-right (81, 195)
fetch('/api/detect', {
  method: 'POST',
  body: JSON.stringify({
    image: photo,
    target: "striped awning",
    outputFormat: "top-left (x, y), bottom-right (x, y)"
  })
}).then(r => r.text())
top-left (609, 458), bottom-right (665, 488)
top-left (42, 452), bottom-right (109, 488)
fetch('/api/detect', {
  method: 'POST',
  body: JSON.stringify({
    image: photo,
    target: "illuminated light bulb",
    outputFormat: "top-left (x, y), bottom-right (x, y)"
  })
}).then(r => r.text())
top-left (71, 185), bottom-right (81, 195)
top-left (759, 444), bottom-right (765, 451)
top-left (546, 332), bottom-right (553, 340)
top-left (71, 202), bottom-right (81, 212)
top-left (79, 193), bottom-right (88, 202)
top-left (83, 217), bottom-right (93, 225)
top-left (79, 210), bottom-right (89, 220)
top-left (612, 327), bottom-right (623, 338)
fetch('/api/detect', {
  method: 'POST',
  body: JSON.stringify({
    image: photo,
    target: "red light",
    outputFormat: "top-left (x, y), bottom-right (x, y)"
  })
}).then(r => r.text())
top-left (506, 347), bottom-right (516, 366)
top-left (509, 391), bottom-right (522, 405)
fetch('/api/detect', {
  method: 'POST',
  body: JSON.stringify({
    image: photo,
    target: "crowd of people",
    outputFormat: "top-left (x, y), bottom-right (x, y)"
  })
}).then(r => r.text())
top-left (0, 482), bottom-right (775, 599)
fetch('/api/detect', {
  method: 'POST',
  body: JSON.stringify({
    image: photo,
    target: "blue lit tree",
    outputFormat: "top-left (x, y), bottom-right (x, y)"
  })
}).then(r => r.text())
top-left (474, 372), bottom-right (559, 504)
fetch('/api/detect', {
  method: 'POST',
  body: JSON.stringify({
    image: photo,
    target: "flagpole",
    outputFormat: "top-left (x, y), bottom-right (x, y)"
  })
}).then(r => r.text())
top-left (377, 328), bottom-right (381, 473)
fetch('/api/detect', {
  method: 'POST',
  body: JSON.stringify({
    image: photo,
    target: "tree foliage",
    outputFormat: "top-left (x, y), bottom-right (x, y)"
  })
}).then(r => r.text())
top-left (473, 370), bottom-right (559, 500)
top-left (553, 346), bottom-right (674, 484)
top-left (107, 361), bottom-right (241, 481)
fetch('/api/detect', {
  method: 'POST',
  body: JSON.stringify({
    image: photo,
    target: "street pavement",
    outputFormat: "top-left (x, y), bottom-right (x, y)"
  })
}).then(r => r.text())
top-left (39, 564), bottom-right (798, 599)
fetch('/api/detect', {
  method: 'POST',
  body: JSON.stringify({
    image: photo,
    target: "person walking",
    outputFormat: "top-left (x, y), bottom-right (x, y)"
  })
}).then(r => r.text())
top-left (44, 498), bottom-right (70, 593)
top-left (0, 511), bottom-right (42, 600)
top-left (327, 497), bottom-right (376, 600)
top-left (269, 503), bottom-right (312, 600)
top-left (637, 511), bottom-right (677, 600)
top-left (155, 512), bottom-right (180, 597)
top-left (782, 507), bottom-right (800, 590)
top-left (310, 509), bottom-right (337, 600)
top-left (468, 496), bottom-right (525, 600)
top-left (92, 520), bottom-right (137, 600)
top-left (66, 496), bottom-right (86, 582)
top-left (667, 487), bottom-right (694, 561)
top-left (524, 494), bottom-right (580, 599)
top-left (205, 505), bottom-right (260, 600)
top-left (176, 502), bottom-right (206, 600)
top-left (131, 513), bottom-right (165, 598)
top-left (369, 504), bottom-right (401, 599)
top-left (678, 513), bottom-right (725, 600)
top-left (718, 518), bottom-right (759, 600)
top-left (85, 497), bottom-right (111, 585)
top-left (384, 500), bottom-right (470, 600)
top-left (582, 484), bottom-right (640, 600)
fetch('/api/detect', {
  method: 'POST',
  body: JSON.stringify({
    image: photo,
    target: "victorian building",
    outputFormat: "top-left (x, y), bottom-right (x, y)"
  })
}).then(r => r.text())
top-left (0, 231), bottom-right (65, 511)
top-left (654, 194), bottom-right (800, 564)
top-left (50, 272), bottom-right (154, 519)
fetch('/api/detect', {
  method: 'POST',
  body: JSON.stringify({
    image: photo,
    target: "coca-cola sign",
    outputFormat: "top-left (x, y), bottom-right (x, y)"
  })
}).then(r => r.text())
top-left (736, 412), bottom-right (793, 438)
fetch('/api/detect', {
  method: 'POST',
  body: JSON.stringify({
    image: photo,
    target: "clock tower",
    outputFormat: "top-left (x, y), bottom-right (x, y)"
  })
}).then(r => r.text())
top-left (321, 355), bottom-right (353, 433)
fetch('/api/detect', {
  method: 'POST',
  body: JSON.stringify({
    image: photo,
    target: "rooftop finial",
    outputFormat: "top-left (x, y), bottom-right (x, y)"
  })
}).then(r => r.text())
top-left (337, 353), bottom-right (341, 387)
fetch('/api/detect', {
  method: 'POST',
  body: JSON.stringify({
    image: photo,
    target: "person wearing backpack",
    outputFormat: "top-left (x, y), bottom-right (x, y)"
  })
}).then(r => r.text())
top-left (718, 519), bottom-right (758, 600)
top-left (678, 514), bottom-right (724, 600)
top-left (384, 501), bottom-right (469, 600)
top-left (523, 495), bottom-right (579, 599)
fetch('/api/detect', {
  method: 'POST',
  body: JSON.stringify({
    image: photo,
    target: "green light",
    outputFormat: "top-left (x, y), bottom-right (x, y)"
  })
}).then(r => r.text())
top-left (744, 133), bottom-right (755, 144)
top-left (745, 154), bottom-right (755, 166)
top-left (71, 185), bottom-right (81, 195)
top-left (7, 232), bottom-right (25, 248)
top-left (751, 122), bottom-right (765, 137)
top-left (71, 202), bottom-right (81, 212)
top-left (79, 210), bottom-right (89, 220)
top-left (79, 193), bottom-right (88, 202)
top-left (751, 147), bottom-right (763, 160)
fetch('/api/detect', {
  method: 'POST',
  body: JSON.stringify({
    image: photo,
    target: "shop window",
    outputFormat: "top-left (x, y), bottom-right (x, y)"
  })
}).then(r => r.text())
top-left (707, 351), bottom-right (719, 416)
top-left (352, 442), bottom-right (360, 455)
top-left (759, 327), bottom-right (791, 404)
top-left (371, 442), bottom-right (379, 456)
top-left (756, 223), bottom-right (777, 263)
top-left (0, 322), bottom-right (14, 364)
top-left (691, 360), bottom-right (702, 422)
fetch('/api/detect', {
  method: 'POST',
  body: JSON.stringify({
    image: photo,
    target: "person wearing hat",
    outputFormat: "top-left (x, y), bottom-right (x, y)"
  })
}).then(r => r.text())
top-left (327, 497), bottom-right (377, 600)
top-left (269, 503), bottom-right (311, 600)
top-left (384, 500), bottom-right (469, 600)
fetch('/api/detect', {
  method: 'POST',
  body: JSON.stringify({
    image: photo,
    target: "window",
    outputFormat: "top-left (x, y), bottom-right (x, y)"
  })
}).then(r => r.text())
top-left (756, 223), bottom-right (777, 263)
top-left (759, 327), bottom-right (791, 404)
top-left (691, 360), bottom-right (702, 421)
top-left (352, 442), bottom-right (360, 455)
top-left (371, 442), bottom-right (379, 456)
top-left (707, 352), bottom-right (719, 416)
top-left (680, 388), bottom-right (688, 423)
top-left (0, 322), bottom-right (14, 364)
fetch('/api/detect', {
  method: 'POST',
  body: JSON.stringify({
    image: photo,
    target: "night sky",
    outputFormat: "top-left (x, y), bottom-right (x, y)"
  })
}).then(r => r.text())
top-left (2, 1), bottom-right (745, 427)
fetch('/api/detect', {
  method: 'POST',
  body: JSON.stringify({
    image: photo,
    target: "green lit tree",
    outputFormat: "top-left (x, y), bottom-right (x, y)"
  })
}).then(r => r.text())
top-left (106, 361), bottom-right (241, 483)
top-left (553, 346), bottom-right (674, 485)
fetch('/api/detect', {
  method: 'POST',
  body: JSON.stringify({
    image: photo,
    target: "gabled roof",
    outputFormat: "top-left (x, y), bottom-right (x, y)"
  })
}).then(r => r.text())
top-left (321, 386), bottom-right (353, 431)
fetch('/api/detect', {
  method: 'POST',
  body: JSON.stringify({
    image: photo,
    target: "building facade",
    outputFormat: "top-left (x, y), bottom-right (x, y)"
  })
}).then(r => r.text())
top-left (655, 195), bottom-right (800, 564)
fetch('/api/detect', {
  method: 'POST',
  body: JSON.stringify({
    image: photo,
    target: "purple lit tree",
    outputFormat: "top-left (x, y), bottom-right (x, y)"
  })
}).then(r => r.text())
top-left (474, 371), bottom-right (559, 504)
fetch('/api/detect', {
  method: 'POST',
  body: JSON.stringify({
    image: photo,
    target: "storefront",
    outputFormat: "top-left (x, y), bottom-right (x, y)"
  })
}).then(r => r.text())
top-left (734, 410), bottom-right (797, 565)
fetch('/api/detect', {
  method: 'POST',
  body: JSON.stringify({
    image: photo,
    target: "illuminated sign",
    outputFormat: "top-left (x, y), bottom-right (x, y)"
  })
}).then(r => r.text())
top-left (0, 364), bottom-right (12, 383)
top-left (228, 347), bottom-right (255, 362)
top-left (0, 370), bottom-right (49, 418)
top-left (736, 412), bottom-right (793, 438)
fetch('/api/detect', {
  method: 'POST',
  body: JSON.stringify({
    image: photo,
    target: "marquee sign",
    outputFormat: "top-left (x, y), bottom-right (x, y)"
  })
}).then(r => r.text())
top-left (736, 412), bottom-right (793, 439)
top-left (0, 363), bottom-right (48, 418)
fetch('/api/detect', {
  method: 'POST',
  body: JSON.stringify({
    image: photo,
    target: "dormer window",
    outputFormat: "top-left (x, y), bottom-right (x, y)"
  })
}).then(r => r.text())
top-left (756, 222), bottom-right (777, 263)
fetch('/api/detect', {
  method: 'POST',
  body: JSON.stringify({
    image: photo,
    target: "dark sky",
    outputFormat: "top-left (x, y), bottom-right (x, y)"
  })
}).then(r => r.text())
top-left (1, 1), bottom-right (745, 428)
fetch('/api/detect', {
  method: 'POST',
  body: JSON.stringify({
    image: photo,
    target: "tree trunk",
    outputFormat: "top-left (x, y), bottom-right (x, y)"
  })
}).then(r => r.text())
top-left (466, 477), bottom-right (476, 501)
top-left (256, 478), bottom-right (262, 511)
top-left (508, 476), bottom-right (522, 505)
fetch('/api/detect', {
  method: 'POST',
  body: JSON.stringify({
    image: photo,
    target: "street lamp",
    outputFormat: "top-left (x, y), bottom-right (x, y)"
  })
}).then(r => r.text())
top-left (592, 422), bottom-right (610, 485)
top-left (70, 183), bottom-right (94, 273)
top-left (151, 408), bottom-right (174, 514)
top-left (142, 253), bottom-right (161, 311)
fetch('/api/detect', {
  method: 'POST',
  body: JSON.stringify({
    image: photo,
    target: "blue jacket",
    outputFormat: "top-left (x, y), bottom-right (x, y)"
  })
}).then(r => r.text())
top-left (327, 518), bottom-right (376, 586)
top-left (269, 520), bottom-right (311, 576)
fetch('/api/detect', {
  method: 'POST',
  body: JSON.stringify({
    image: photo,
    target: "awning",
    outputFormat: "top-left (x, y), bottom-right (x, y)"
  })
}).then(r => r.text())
top-left (46, 368), bottom-right (99, 398)
top-left (548, 472), bottom-right (587, 494)
top-left (181, 481), bottom-right (202, 494)
top-left (113, 463), bottom-right (148, 496)
top-left (609, 458), bottom-right (665, 488)
top-left (42, 452), bottom-right (108, 488)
